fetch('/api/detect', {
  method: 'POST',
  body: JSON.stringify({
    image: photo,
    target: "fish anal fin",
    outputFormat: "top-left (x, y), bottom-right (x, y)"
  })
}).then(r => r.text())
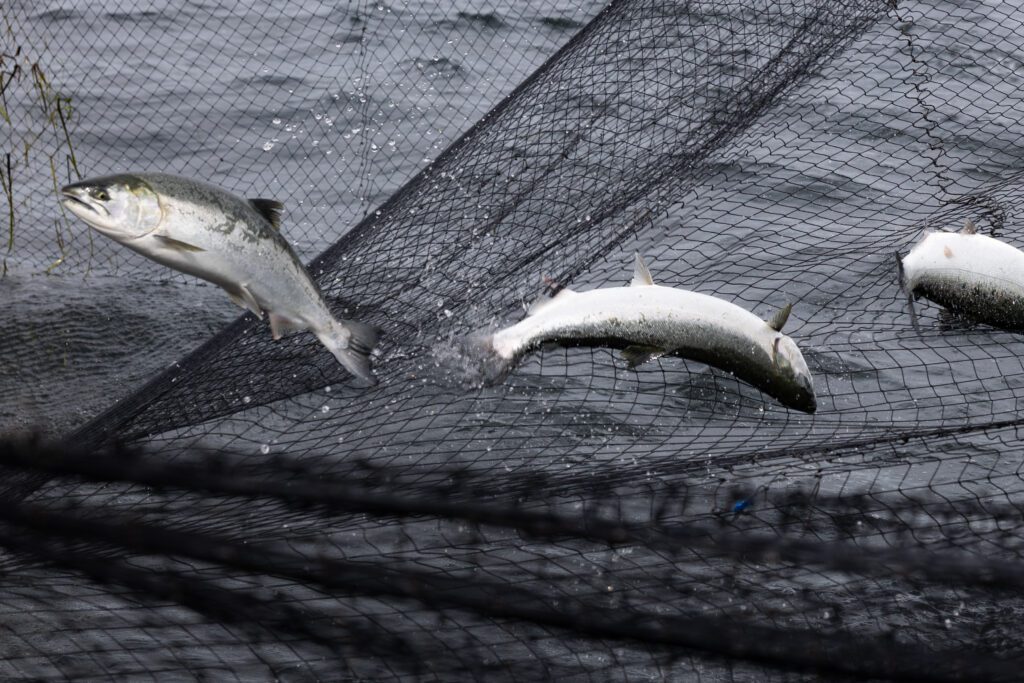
top-left (766, 302), bottom-right (793, 332)
top-left (621, 344), bottom-right (667, 368)
top-left (249, 198), bottom-right (284, 230)
top-left (937, 308), bottom-right (956, 330)
top-left (961, 218), bottom-right (978, 235)
top-left (528, 287), bottom-right (577, 315)
top-left (269, 312), bottom-right (305, 340)
top-left (156, 235), bottom-right (205, 252)
top-left (630, 252), bottom-right (655, 287)
top-left (938, 308), bottom-right (976, 331)
top-left (226, 284), bottom-right (263, 319)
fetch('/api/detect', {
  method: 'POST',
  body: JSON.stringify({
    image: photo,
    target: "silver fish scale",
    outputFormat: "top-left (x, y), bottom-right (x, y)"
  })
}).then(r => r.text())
top-left (530, 317), bottom-right (790, 406)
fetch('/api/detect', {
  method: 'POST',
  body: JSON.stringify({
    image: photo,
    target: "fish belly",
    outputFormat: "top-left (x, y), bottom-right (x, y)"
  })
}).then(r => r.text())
top-left (917, 275), bottom-right (1024, 330)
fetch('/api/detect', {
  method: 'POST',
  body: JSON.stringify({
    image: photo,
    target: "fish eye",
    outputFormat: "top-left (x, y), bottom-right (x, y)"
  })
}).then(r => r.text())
top-left (93, 188), bottom-right (110, 201)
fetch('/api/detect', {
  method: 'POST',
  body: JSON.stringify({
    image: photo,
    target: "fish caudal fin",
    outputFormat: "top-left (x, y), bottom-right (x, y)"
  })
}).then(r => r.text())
top-left (316, 319), bottom-right (379, 385)
top-left (461, 333), bottom-right (515, 385)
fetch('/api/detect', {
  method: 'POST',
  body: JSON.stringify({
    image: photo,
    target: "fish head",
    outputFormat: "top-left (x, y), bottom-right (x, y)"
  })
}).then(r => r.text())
top-left (60, 174), bottom-right (162, 241)
top-left (771, 334), bottom-right (817, 413)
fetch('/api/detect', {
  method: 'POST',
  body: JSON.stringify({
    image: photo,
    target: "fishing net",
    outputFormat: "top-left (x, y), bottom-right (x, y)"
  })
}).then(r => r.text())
top-left (3, 0), bottom-right (593, 273)
top-left (5, 0), bottom-right (1024, 679)
top-left (1, 0), bottom-right (601, 433)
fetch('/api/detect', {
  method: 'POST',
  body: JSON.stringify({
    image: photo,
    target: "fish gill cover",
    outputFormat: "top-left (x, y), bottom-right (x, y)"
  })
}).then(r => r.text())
top-left (5, 0), bottom-right (1024, 680)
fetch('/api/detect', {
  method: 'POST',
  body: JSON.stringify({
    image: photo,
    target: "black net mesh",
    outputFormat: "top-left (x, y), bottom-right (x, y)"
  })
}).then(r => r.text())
top-left (1, 1), bottom-right (602, 434)
top-left (5, 0), bottom-right (1024, 679)
top-left (4, 0), bottom-right (595, 272)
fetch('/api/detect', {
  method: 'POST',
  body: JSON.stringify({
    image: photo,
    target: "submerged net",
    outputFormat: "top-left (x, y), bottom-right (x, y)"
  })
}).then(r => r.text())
top-left (6, 0), bottom-right (1024, 679)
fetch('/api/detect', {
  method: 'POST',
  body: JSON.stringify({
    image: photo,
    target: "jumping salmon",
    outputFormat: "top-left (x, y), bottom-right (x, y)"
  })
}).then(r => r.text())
top-left (474, 254), bottom-right (816, 413)
top-left (60, 173), bottom-right (378, 383)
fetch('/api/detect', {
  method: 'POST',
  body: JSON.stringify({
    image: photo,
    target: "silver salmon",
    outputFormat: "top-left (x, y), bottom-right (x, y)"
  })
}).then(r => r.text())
top-left (475, 254), bottom-right (816, 413)
top-left (898, 219), bottom-right (1024, 331)
top-left (60, 172), bottom-right (378, 383)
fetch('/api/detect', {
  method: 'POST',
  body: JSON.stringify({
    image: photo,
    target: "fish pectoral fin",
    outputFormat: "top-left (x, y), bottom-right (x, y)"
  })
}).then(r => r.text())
top-left (226, 284), bottom-right (264, 319)
top-left (961, 218), bottom-right (978, 235)
top-left (527, 287), bottom-right (577, 315)
top-left (630, 252), bottom-right (655, 287)
top-left (766, 302), bottom-right (793, 332)
top-left (155, 235), bottom-right (205, 252)
top-left (621, 344), bottom-right (667, 368)
top-left (268, 312), bottom-right (304, 340)
top-left (249, 198), bottom-right (284, 230)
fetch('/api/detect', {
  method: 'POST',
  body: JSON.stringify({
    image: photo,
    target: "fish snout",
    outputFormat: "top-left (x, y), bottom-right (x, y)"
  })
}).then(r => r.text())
top-left (796, 389), bottom-right (817, 414)
top-left (59, 184), bottom-right (107, 220)
top-left (790, 373), bottom-right (817, 414)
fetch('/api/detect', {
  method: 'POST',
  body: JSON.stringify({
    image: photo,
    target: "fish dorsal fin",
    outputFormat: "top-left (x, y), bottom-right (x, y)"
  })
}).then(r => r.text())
top-left (766, 302), bottom-right (793, 332)
top-left (528, 287), bottom-right (577, 315)
top-left (249, 198), bottom-right (283, 230)
top-left (961, 218), bottom-right (978, 235)
top-left (630, 252), bottom-right (654, 287)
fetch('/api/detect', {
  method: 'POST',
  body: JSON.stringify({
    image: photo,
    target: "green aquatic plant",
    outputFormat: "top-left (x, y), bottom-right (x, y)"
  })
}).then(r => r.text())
top-left (0, 26), bottom-right (81, 276)
top-left (0, 153), bottom-right (11, 277)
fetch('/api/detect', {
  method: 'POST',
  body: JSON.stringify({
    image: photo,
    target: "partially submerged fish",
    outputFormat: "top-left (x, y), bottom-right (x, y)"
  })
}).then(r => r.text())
top-left (898, 219), bottom-right (1024, 331)
top-left (473, 254), bottom-right (816, 413)
top-left (59, 173), bottom-right (378, 383)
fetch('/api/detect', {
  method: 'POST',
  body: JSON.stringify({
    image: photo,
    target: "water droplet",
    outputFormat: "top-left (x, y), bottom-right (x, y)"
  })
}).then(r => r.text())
top-left (260, 444), bottom-right (270, 454)
top-left (262, 141), bottom-right (275, 151)
top-left (242, 395), bottom-right (251, 404)
top-left (272, 118), bottom-right (281, 125)
top-left (321, 405), bottom-right (330, 414)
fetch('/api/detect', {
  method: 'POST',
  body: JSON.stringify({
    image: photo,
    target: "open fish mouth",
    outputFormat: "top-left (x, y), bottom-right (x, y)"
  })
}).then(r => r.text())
top-left (60, 192), bottom-right (91, 210)
top-left (60, 189), bottom-right (107, 218)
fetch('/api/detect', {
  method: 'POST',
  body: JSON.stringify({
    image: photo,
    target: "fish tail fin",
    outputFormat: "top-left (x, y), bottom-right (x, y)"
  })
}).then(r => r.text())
top-left (894, 251), bottom-right (920, 333)
top-left (462, 333), bottom-right (514, 386)
top-left (316, 318), bottom-right (379, 385)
